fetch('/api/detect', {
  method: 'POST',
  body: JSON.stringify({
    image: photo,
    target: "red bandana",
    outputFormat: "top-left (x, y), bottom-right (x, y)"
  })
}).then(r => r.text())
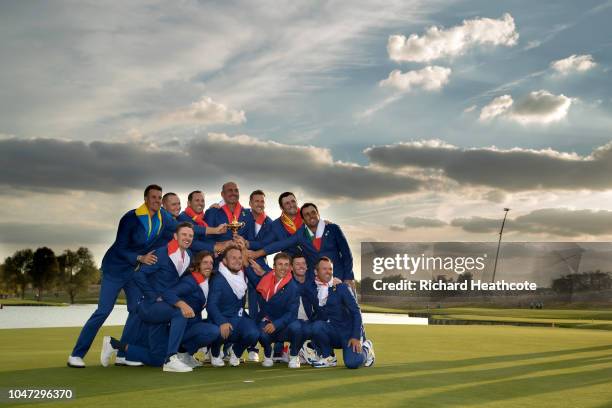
top-left (256, 271), bottom-right (292, 302)
top-left (191, 272), bottom-right (207, 284)
top-left (255, 211), bottom-right (267, 226)
top-left (185, 206), bottom-right (208, 227)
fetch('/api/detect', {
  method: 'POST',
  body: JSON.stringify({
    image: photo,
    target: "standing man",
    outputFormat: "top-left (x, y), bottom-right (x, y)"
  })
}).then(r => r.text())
top-left (68, 185), bottom-right (165, 368)
top-left (256, 203), bottom-right (355, 288)
top-left (206, 246), bottom-right (259, 367)
top-left (178, 190), bottom-right (230, 254)
top-left (310, 257), bottom-right (374, 369)
top-left (204, 182), bottom-right (250, 242)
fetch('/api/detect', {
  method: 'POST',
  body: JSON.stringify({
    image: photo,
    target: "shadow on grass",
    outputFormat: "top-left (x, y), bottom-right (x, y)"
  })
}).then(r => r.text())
top-left (2, 344), bottom-right (612, 406)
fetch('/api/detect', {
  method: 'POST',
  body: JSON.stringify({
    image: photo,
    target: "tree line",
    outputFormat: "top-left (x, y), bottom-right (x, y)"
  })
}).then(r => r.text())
top-left (1, 247), bottom-right (100, 303)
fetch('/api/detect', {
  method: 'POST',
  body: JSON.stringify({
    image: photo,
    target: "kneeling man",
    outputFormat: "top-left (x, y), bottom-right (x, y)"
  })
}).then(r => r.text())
top-left (246, 253), bottom-right (301, 368)
top-left (311, 257), bottom-right (375, 369)
top-left (206, 245), bottom-right (259, 367)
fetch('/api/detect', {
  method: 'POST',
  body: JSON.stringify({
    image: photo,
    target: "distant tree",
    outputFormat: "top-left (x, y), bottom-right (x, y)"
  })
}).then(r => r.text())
top-left (2, 249), bottom-right (34, 298)
top-left (29, 247), bottom-right (59, 300)
top-left (57, 247), bottom-right (100, 304)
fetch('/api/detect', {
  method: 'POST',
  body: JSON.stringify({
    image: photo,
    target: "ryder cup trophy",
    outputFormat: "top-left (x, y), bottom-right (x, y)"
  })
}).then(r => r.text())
top-left (227, 217), bottom-right (245, 235)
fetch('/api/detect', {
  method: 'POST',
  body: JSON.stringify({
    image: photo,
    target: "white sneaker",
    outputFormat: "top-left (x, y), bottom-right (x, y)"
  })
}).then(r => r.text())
top-left (196, 347), bottom-right (210, 363)
top-left (163, 354), bottom-right (193, 372)
top-left (67, 355), bottom-right (85, 368)
top-left (100, 336), bottom-right (116, 367)
top-left (178, 352), bottom-right (203, 368)
top-left (363, 339), bottom-right (375, 367)
top-left (247, 351), bottom-right (260, 362)
top-left (229, 349), bottom-right (241, 367)
top-left (311, 356), bottom-right (337, 368)
top-left (222, 345), bottom-right (231, 361)
top-left (210, 355), bottom-right (225, 367)
top-left (261, 352), bottom-right (274, 367)
top-left (115, 356), bottom-right (143, 367)
top-left (288, 355), bottom-right (300, 369)
top-left (299, 341), bottom-right (318, 365)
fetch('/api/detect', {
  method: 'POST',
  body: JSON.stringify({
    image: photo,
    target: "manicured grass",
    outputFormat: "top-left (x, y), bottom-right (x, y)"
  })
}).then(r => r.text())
top-left (1, 325), bottom-right (612, 407)
top-left (361, 304), bottom-right (612, 330)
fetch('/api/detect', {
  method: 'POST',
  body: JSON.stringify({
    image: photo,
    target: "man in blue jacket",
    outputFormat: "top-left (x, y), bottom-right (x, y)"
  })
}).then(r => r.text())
top-left (132, 222), bottom-right (196, 372)
top-left (255, 202), bottom-right (355, 287)
top-left (68, 185), bottom-right (166, 368)
top-left (101, 250), bottom-right (220, 371)
top-left (310, 257), bottom-right (374, 369)
top-left (206, 245), bottom-right (259, 367)
top-left (241, 189), bottom-right (273, 362)
top-left (204, 182), bottom-right (251, 242)
top-left (245, 252), bottom-right (301, 368)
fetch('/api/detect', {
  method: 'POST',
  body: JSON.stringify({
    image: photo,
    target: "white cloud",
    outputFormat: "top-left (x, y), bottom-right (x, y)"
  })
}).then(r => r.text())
top-left (479, 94), bottom-right (513, 121)
top-left (551, 54), bottom-right (597, 75)
top-left (387, 13), bottom-right (518, 62)
top-left (479, 90), bottom-right (572, 125)
top-left (379, 66), bottom-right (451, 92)
top-left (162, 96), bottom-right (246, 126)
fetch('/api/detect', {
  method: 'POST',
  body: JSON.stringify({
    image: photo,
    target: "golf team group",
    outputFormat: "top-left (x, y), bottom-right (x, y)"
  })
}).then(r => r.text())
top-left (67, 183), bottom-right (375, 372)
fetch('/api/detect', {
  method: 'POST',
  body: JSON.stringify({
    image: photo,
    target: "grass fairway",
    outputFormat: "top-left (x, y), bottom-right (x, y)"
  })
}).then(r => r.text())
top-left (1, 325), bottom-right (612, 407)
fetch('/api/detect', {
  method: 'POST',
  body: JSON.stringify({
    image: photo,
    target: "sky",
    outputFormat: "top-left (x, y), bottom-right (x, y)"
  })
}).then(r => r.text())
top-left (1, 0), bottom-right (612, 278)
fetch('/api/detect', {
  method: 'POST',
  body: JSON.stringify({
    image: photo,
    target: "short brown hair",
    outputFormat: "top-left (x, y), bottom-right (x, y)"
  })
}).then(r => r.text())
top-left (316, 256), bottom-right (333, 269)
top-left (273, 252), bottom-right (291, 265)
top-left (144, 184), bottom-right (162, 197)
top-left (176, 221), bottom-right (194, 233)
top-left (249, 189), bottom-right (265, 201)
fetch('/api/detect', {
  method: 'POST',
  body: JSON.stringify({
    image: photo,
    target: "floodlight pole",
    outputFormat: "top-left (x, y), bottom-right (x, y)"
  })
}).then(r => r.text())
top-left (491, 208), bottom-right (510, 283)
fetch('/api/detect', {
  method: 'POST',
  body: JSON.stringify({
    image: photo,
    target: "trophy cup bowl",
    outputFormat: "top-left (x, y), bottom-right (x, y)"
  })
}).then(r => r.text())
top-left (227, 220), bottom-right (245, 234)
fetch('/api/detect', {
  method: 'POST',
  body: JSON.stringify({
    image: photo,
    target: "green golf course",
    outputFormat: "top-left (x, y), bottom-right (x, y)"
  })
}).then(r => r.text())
top-left (1, 324), bottom-right (612, 407)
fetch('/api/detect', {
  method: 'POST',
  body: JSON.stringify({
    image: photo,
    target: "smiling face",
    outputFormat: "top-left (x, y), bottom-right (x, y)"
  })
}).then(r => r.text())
top-left (189, 192), bottom-right (205, 213)
top-left (273, 257), bottom-right (291, 281)
top-left (198, 255), bottom-right (214, 278)
top-left (315, 259), bottom-right (333, 283)
top-left (174, 226), bottom-right (194, 250)
top-left (280, 194), bottom-right (298, 217)
top-left (163, 194), bottom-right (181, 217)
top-left (223, 247), bottom-right (243, 273)
top-left (292, 256), bottom-right (307, 279)
top-left (145, 188), bottom-right (162, 214)
top-left (221, 182), bottom-right (239, 205)
top-left (249, 193), bottom-right (265, 216)
top-left (301, 205), bottom-right (320, 228)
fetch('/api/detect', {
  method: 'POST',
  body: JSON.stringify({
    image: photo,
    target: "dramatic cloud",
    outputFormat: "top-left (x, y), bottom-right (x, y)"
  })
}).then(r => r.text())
top-left (551, 54), bottom-right (597, 75)
top-left (365, 140), bottom-right (612, 192)
top-left (479, 90), bottom-right (572, 124)
top-left (379, 66), bottom-right (451, 92)
top-left (391, 216), bottom-right (447, 231)
top-left (162, 96), bottom-right (246, 126)
top-left (0, 134), bottom-right (423, 200)
top-left (387, 13), bottom-right (518, 62)
top-left (452, 208), bottom-right (612, 237)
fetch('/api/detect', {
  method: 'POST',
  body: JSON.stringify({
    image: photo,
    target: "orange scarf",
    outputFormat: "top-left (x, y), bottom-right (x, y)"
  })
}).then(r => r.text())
top-left (256, 271), bottom-right (292, 302)
top-left (222, 202), bottom-right (243, 223)
top-left (280, 210), bottom-right (302, 235)
top-left (184, 206), bottom-right (208, 227)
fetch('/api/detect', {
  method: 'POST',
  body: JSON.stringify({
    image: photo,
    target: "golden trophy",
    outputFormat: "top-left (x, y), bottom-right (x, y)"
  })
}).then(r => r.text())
top-left (227, 217), bottom-right (245, 235)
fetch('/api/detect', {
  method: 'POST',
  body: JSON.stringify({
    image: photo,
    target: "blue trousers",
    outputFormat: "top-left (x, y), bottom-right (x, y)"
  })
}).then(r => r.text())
top-left (259, 320), bottom-right (302, 357)
top-left (311, 320), bottom-right (366, 369)
top-left (182, 321), bottom-right (220, 354)
top-left (71, 272), bottom-right (141, 358)
top-left (138, 301), bottom-right (187, 359)
top-left (211, 316), bottom-right (259, 358)
top-left (126, 319), bottom-right (219, 367)
top-left (246, 283), bottom-right (259, 353)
